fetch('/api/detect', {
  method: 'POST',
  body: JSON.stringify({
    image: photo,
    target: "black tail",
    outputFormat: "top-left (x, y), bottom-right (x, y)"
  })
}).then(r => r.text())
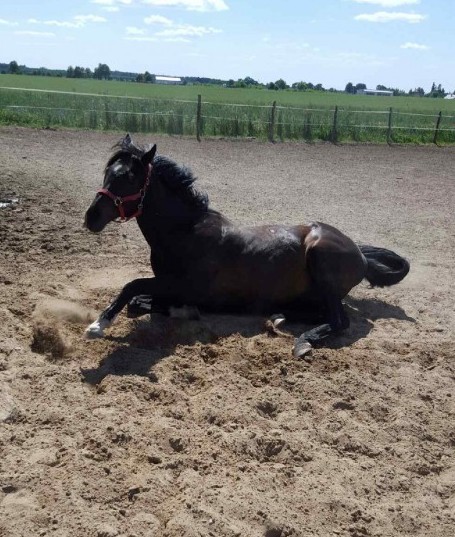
top-left (359, 245), bottom-right (410, 287)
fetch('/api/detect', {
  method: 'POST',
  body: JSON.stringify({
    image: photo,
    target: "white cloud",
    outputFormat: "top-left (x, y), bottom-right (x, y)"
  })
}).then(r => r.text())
top-left (144, 15), bottom-right (173, 25)
top-left (0, 18), bottom-right (18, 26)
top-left (156, 24), bottom-right (221, 37)
top-left (141, 0), bottom-right (228, 12)
top-left (15, 30), bottom-right (56, 37)
top-left (141, 16), bottom-right (222, 39)
top-left (401, 41), bottom-right (429, 50)
top-left (28, 15), bottom-right (107, 29)
top-left (124, 36), bottom-right (158, 41)
top-left (355, 11), bottom-right (426, 23)
top-left (352, 0), bottom-right (420, 6)
top-left (92, 0), bottom-right (132, 5)
top-left (126, 26), bottom-right (146, 34)
top-left (164, 37), bottom-right (191, 42)
top-left (102, 6), bottom-right (120, 11)
top-left (28, 18), bottom-right (80, 28)
top-left (74, 15), bottom-right (107, 23)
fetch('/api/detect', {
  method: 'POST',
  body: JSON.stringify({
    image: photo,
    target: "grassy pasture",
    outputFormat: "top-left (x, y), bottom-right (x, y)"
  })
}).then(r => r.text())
top-left (0, 74), bottom-right (454, 143)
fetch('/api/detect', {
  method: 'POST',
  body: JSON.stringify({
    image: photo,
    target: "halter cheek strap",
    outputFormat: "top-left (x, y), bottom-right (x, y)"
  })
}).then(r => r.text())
top-left (97, 163), bottom-right (152, 223)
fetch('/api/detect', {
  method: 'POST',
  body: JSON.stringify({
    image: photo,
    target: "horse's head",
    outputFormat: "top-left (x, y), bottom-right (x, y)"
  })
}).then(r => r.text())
top-left (84, 134), bottom-right (156, 232)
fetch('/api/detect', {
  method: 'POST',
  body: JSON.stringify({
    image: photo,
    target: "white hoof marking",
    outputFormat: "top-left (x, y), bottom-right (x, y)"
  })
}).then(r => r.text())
top-left (84, 317), bottom-right (112, 339)
top-left (293, 340), bottom-right (313, 360)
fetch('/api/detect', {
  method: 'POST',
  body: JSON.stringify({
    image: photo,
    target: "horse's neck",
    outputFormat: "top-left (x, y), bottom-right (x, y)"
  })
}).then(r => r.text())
top-left (137, 207), bottom-right (228, 275)
top-left (136, 199), bottom-right (203, 274)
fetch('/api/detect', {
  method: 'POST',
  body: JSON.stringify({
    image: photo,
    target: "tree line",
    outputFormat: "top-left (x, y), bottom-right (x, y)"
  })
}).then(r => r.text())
top-left (2, 61), bottom-right (452, 98)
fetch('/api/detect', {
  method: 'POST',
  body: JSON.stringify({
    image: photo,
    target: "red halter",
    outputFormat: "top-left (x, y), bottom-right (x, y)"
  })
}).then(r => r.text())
top-left (97, 163), bottom-right (152, 223)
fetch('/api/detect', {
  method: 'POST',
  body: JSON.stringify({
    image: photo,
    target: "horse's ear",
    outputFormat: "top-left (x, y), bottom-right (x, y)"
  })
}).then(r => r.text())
top-left (142, 144), bottom-right (157, 166)
top-left (122, 133), bottom-right (132, 149)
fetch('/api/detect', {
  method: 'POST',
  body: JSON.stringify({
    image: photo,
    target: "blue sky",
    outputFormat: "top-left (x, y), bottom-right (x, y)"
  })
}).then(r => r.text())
top-left (1, 0), bottom-right (453, 91)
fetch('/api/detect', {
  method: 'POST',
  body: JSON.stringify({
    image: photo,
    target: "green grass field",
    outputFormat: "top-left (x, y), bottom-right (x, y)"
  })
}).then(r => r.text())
top-left (1, 74), bottom-right (454, 143)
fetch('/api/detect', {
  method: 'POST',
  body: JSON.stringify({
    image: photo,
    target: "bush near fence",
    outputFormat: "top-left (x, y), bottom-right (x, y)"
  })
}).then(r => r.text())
top-left (0, 88), bottom-right (454, 145)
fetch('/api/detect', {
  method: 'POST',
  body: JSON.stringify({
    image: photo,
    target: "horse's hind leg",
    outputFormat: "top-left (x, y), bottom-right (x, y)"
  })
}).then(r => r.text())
top-left (294, 242), bottom-right (352, 358)
top-left (294, 294), bottom-right (349, 358)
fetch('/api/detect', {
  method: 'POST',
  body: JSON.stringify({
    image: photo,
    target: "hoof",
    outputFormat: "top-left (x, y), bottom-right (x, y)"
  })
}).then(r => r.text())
top-left (84, 326), bottom-right (104, 340)
top-left (293, 339), bottom-right (313, 360)
top-left (84, 318), bottom-right (111, 340)
top-left (270, 313), bottom-right (286, 328)
top-left (265, 313), bottom-right (290, 338)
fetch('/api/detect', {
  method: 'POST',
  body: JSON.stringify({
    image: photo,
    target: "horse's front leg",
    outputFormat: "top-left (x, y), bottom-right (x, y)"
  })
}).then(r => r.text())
top-left (85, 277), bottom-right (178, 339)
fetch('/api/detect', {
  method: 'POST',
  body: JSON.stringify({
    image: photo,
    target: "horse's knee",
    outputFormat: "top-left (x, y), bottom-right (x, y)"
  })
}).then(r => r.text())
top-left (122, 278), bottom-right (150, 297)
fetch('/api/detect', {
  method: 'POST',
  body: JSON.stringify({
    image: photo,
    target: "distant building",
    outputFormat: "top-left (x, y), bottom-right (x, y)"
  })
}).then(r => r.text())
top-left (156, 75), bottom-right (182, 85)
top-left (444, 93), bottom-right (455, 99)
top-left (358, 89), bottom-right (393, 97)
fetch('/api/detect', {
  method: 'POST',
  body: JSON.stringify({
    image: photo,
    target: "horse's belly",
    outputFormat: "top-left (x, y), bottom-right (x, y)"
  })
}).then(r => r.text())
top-left (206, 257), bottom-right (312, 309)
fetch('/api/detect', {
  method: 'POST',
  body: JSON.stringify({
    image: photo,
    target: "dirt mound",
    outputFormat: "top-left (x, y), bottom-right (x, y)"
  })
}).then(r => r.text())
top-left (30, 320), bottom-right (69, 359)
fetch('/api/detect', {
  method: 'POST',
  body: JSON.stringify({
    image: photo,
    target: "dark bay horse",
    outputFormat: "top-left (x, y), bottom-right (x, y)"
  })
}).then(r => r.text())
top-left (84, 134), bottom-right (410, 357)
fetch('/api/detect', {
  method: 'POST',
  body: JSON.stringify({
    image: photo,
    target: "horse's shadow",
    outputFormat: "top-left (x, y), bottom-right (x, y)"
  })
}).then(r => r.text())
top-left (80, 296), bottom-right (415, 385)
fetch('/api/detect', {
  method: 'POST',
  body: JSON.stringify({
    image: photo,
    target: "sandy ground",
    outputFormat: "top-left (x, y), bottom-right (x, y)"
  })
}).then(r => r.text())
top-left (0, 127), bottom-right (454, 537)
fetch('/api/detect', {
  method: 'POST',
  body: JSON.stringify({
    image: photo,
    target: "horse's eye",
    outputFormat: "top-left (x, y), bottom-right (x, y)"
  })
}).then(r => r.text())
top-left (116, 171), bottom-right (131, 182)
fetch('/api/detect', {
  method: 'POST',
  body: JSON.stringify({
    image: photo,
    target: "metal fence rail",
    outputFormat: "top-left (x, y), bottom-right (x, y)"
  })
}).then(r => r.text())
top-left (1, 87), bottom-right (454, 144)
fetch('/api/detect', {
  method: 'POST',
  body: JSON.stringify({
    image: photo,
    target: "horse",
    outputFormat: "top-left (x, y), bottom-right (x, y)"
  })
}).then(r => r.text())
top-left (84, 134), bottom-right (410, 357)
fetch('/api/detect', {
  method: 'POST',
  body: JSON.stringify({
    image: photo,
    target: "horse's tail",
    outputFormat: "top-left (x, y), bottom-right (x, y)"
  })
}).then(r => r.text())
top-left (358, 245), bottom-right (410, 287)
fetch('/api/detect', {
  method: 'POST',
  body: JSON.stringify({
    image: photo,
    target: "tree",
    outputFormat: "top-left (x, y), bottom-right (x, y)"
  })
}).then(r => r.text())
top-left (144, 71), bottom-right (155, 83)
top-left (355, 82), bottom-right (366, 91)
top-left (274, 78), bottom-right (288, 90)
top-left (345, 82), bottom-right (355, 94)
top-left (9, 61), bottom-right (20, 74)
top-left (408, 87), bottom-right (424, 97)
top-left (267, 81), bottom-right (277, 90)
top-left (292, 81), bottom-right (314, 91)
top-left (66, 66), bottom-right (74, 78)
top-left (243, 76), bottom-right (259, 86)
top-left (74, 66), bottom-right (84, 78)
top-left (292, 82), bottom-right (305, 91)
top-left (93, 63), bottom-right (111, 80)
top-left (427, 83), bottom-right (446, 98)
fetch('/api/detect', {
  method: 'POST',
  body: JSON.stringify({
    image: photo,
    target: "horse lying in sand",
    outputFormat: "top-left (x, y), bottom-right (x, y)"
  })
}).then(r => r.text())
top-left (84, 134), bottom-right (409, 357)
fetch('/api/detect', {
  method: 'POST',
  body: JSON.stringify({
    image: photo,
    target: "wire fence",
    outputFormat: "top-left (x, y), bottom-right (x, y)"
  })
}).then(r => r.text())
top-left (1, 87), bottom-right (454, 144)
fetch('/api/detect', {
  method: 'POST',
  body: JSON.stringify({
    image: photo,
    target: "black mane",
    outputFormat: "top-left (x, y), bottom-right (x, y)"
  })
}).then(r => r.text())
top-left (109, 139), bottom-right (209, 211)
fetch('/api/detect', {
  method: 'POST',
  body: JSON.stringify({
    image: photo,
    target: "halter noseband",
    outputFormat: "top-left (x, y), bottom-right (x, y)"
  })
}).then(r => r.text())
top-left (97, 162), bottom-right (152, 223)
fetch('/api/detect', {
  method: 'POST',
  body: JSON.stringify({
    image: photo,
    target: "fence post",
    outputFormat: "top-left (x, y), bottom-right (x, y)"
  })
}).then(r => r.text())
top-left (269, 100), bottom-right (276, 143)
top-left (387, 107), bottom-right (393, 145)
top-left (196, 94), bottom-right (202, 142)
top-left (433, 111), bottom-right (442, 145)
top-left (331, 105), bottom-right (338, 143)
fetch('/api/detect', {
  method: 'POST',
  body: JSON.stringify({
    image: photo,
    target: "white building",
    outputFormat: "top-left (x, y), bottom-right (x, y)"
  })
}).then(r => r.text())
top-left (358, 89), bottom-right (393, 96)
top-left (156, 75), bottom-right (182, 85)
